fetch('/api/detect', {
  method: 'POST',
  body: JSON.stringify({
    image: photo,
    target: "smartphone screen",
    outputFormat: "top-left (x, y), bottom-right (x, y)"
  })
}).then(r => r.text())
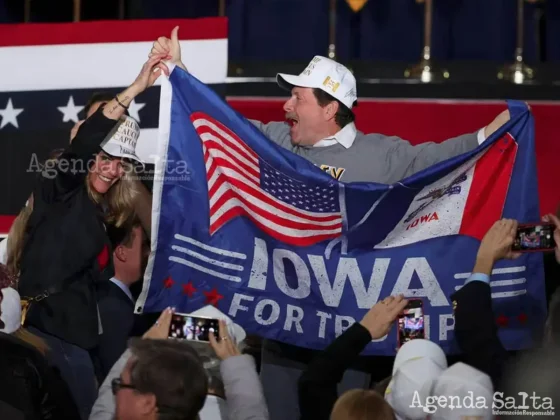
top-left (512, 224), bottom-right (556, 252)
top-left (167, 313), bottom-right (219, 342)
top-left (397, 299), bottom-right (425, 348)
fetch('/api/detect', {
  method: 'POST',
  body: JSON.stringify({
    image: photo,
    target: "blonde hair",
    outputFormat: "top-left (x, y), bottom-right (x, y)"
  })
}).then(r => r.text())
top-left (12, 327), bottom-right (50, 355)
top-left (86, 165), bottom-right (139, 227)
top-left (331, 389), bottom-right (396, 420)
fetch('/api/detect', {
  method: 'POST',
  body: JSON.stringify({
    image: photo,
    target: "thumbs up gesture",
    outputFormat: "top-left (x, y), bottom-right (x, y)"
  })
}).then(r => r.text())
top-left (150, 26), bottom-right (187, 71)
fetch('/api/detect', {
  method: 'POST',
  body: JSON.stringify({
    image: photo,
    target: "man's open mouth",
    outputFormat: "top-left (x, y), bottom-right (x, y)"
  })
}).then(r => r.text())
top-left (287, 118), bottom-right (298, 127)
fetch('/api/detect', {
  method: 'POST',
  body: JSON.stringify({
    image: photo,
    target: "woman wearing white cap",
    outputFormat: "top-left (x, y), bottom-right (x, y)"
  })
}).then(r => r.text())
top-left (16, 54), bottom-right (169, 420)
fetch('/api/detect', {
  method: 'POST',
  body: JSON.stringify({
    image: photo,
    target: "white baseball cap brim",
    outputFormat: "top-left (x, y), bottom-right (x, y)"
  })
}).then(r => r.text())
top-left (277, 73), bottom-right (318, 91)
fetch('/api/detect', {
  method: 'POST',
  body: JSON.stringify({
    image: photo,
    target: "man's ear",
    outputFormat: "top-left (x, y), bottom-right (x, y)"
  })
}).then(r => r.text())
top-left (114, 245), bottom-right (127, 263)
top-left (136, 392), bottom-right (157, 417)
top-left (324, 101), bottom-right (339, 121)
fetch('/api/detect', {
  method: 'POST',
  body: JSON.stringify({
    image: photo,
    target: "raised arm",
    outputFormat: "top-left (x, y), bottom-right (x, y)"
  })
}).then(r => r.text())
top-left (386, 109), bottom-right (511, 181)
top-left (298, 296), bottom-right (407, 420)
top-left (451, 219), bottom-right (519, 388)
top-left (37, 55), bottom-right (167, 203)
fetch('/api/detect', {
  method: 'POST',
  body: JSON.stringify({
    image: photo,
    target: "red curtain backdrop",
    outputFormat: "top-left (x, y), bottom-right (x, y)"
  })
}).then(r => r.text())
top-left (228, 98), bottom-right (560, 217)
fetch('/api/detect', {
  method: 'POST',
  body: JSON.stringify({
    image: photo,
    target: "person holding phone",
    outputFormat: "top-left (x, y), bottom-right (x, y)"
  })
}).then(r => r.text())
top-left (298, 295), bottom-right (408, 420)
top-left (90, 310), bottom-right (270, 420)
top-left (16, 55), bottom-right (169, 419)
top-left (451, 218), bottom-right (521, 389)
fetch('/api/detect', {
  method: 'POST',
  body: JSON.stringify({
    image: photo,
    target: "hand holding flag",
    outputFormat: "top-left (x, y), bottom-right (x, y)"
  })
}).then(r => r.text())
top-left (150, 26), bottom-right (186, 72)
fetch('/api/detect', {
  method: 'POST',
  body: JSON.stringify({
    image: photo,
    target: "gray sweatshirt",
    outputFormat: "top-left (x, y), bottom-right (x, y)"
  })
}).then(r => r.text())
top-left (89, 351), bottom-right (268, 420)
top-left (250, 120), bottom-right (480, 183)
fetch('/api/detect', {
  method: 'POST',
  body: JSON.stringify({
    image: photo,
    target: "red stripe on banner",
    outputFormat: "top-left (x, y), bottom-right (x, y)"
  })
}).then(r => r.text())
top-left (459, 133), bottom-right (518, 240)
top-left (209, 182), bottom-right (342, 230)
top-left (196, 123), bottom-right (259, 163)
top-left (209, 169), bottom-right (341, 225)
top-left (204, 140), bottom-right (261, 181)
top-left (0, 18), bottom-right (228, 47)
top-left (210, 206), bottom-right (340, 248)
top-left (0, 215), bottom-right (15, 236)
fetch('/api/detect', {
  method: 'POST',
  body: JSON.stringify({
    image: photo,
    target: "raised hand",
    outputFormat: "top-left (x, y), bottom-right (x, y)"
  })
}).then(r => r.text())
top-left (473, 219), bottom-right (521, 275)
top-left (143, 307), bottom-right (173, 340)
top-left (359, 295), bottom-right (408, 339)
top-left (131, 53), bottom-right (168, 92)
top-left (150, 26), bottom-right (186, 71)
top-left (209, 319), bottom-right (241, 360)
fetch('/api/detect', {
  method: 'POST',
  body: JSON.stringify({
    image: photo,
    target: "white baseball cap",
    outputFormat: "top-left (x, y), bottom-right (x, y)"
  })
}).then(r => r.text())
top-left (101, 115), bottom-right (144, 166)
top-left (0, 287), bottom-right (21, 334)
top-left (385, 357), bottom-right (446, 420)
top-left (430, 363), bottom-right (493, 420)
top-left (393, 339), bottom-right (448, 374)
top-left (277, 56), bottom-right (358, 109)
top-left (385, 339), bottom-right (448, 419)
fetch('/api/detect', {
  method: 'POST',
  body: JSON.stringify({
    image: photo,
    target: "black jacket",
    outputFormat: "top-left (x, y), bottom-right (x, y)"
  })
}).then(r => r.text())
top-left (93, 280), bottom-right (135, 382)
top-left (298, 323), bottom-right (372, 420)
top-left (0, 332), bottom-right (80, 419)
top-left (18, 109), bottom-right (118, 350)
top-left (450, 280), bottom-right (508, 388)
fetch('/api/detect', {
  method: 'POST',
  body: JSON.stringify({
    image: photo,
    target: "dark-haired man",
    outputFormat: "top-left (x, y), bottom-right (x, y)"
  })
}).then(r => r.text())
top-left (100, 337), bottom-right (208, 420)
top-left (94, 220), bottom-right (148, 382)
top-left (251, 55), bottom-right (509, 183)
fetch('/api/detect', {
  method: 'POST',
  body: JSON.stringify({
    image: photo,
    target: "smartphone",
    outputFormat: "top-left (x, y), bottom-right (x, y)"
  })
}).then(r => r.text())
top-left (167, 313), bottom-right (219, 342)
top-left (397, 299), bottom-right (425, 348)
top-left (512, 223), bottom-right (556, 252)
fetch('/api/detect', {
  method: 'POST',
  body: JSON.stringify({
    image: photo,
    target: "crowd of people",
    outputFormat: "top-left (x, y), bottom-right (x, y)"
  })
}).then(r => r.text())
top-left (0, 27), bottom-right (559, 420)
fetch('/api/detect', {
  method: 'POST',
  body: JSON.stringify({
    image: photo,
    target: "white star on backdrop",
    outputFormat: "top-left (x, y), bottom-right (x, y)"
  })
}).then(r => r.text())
top-left (0, 98), bottom-right (24, 129)
top-left (58, 96), bottom-right (84, 123)
top-left (128, 100), bottom-right (145, 122)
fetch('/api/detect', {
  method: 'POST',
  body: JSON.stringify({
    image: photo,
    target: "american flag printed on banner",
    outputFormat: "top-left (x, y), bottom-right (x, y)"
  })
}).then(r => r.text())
top-left (191, 113), bottom-right (343, 247)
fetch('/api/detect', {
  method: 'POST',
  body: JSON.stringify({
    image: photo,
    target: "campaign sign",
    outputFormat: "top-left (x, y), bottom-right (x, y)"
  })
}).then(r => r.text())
top-left (136, 67), bottom-right (545, 355)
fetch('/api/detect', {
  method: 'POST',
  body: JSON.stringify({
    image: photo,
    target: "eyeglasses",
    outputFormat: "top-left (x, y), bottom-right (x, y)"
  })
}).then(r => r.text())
top-left (111, 378), bottom-right (137, 395)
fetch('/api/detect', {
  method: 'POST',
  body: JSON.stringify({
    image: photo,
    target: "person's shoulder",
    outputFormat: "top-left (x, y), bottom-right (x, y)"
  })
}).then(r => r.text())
top-left (0, 332), bottom-right (46, 364)
top-left (355, 131), bottom-right (403, 147)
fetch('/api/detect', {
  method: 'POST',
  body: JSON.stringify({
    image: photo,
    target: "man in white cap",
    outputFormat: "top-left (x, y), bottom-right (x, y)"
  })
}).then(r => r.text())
top-left (384, 339), bottom-right (448, 420)
top-left (150, 27), bottom-right (511, 419)
top-left (150, 28), bottom-right (509, 184)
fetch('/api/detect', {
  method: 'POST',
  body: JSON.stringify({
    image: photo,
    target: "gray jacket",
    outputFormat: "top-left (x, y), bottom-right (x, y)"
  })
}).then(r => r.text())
top-left (89, 351), bottom-right (268, 420)
top-left (250, 120), bottom-right (480, 183)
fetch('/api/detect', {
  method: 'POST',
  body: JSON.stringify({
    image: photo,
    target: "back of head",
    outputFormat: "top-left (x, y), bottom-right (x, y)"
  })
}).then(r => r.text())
top-left (429, 363), bottom-right (493, 420)
top-left (128, 338), bottom-right (208, 420)
top-left (384, 339), bottom-right (448, 419)
top-left (331, 389), bottom-right (395, 420)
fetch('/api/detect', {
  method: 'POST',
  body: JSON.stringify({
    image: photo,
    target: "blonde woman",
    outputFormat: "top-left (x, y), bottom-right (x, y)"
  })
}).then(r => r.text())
top-left (16, 54), bottom-right (168, 419)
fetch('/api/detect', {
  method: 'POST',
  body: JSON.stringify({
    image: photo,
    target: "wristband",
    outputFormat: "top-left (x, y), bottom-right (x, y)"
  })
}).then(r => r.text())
top-left (115, 95), bottom-right (129, 110)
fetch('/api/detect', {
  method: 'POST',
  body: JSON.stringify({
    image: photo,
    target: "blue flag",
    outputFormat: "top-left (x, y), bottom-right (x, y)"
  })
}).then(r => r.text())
top-left (137, 67), bottom-right (546, 355)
